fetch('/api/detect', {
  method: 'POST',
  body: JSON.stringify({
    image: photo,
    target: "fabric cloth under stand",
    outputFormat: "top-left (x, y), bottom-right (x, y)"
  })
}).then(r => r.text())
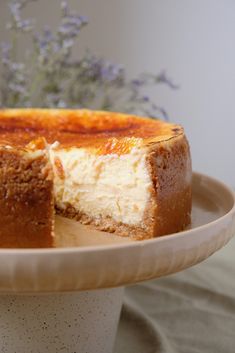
top-left (114, 236), bottom-right (235, 353)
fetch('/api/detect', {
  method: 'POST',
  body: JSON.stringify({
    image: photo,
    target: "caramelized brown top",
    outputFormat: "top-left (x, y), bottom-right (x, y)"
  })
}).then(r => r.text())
top-left (0, 109), bottom-right (183, 154)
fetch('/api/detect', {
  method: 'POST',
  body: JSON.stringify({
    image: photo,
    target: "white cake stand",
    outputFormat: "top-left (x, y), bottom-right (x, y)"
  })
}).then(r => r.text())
top-left (0, 172), bottom-right (234, 353)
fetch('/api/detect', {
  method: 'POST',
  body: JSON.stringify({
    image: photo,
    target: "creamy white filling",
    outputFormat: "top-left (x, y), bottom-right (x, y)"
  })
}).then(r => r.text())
top-left (49, 147), bottom-right (152, 225)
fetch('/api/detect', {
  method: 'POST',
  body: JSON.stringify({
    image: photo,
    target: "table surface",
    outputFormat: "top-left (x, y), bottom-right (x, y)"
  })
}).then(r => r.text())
top-left (114, 235), bottom-right (235, 353)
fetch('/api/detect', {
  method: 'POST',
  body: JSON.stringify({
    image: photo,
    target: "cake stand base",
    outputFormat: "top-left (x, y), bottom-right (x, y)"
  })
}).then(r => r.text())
top-left (0, 287), bottom-right (124, 353)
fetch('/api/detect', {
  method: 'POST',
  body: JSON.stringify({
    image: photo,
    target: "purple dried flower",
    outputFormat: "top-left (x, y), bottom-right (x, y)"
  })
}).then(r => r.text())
top-left (84, 56), bottom-right (123, 83)
top-left (20, 19), bottom-right (34, 31)
top-left (59, 1), bottom-right (88, 40)
top-left (0, 0), bottom-right (173, 119)
top-left (156, 70), bottom-right (179, 89)
top-left (142, 95), bottom-right (149, 102)
top-left (100, 62), bottom-right (123, 82)
top-left (131, 79), bottom-right (143, 87)
top-left (152, 104), bottom-right (169, 121)
top-left (43, 26), bottom-right (53, 41)
top-left (58, 16), bottom-right (87, 39)
top-left (78, 16), bottom-right (88, 25)
top-left (8, 1), bottom-right (35, 32)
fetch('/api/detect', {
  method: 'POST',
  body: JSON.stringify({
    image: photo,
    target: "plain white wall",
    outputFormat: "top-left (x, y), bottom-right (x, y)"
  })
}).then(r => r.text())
top-left (0, 0), bottom-right (234, 187)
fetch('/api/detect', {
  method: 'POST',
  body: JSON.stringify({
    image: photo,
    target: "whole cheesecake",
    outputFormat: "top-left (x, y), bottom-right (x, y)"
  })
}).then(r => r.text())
top-left (0, 109), bottom-right (192, 248)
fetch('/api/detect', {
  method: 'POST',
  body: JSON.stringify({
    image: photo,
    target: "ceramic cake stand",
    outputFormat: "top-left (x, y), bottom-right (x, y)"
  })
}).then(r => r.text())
top-left (0, 172), bottom-right (234, 353)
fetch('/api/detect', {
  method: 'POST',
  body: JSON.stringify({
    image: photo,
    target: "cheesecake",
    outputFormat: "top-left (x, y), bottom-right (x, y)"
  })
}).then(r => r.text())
top-left (0, 109), bottom-right (192, 248)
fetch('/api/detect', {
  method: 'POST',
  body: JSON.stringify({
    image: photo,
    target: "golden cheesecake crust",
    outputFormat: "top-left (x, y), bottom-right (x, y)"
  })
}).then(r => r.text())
top-left (0, 109), bottom-right (183, 152)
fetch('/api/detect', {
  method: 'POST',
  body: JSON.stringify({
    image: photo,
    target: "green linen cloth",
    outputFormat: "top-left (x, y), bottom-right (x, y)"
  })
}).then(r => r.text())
top-left (115, 236), bottom-right (235, 353)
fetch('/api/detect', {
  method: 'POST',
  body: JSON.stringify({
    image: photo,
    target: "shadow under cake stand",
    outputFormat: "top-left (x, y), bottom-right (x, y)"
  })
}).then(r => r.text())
top-left (0, 172), bottom-right (234, 353)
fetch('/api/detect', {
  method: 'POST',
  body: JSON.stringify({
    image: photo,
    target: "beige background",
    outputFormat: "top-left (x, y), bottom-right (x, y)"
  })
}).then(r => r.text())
top-left (0, 0), bottom-right (235, 187)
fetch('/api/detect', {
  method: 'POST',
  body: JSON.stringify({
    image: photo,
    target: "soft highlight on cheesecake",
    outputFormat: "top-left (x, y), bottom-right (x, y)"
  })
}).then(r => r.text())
top-left (0, 109), bottom-right (192, 247)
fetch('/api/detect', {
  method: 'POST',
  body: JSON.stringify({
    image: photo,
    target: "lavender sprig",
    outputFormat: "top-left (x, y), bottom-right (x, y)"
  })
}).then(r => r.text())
top-left (0, 0), bottom-right (177, 120)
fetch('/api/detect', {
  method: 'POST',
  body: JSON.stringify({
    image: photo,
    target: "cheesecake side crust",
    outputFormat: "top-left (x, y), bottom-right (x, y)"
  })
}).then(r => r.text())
top-left (56, 134), bottom-right (192, 240)
top-left (0, 148), bottom-right (54, 248)
top-left (145, 135), bottom-right (192, 238)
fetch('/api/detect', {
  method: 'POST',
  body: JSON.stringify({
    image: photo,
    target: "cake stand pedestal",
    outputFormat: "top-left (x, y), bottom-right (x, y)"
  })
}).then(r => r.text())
top-left (0, 288), bottom-right (124, 353)
top-left (0, 173), bottom-right (234, 353)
